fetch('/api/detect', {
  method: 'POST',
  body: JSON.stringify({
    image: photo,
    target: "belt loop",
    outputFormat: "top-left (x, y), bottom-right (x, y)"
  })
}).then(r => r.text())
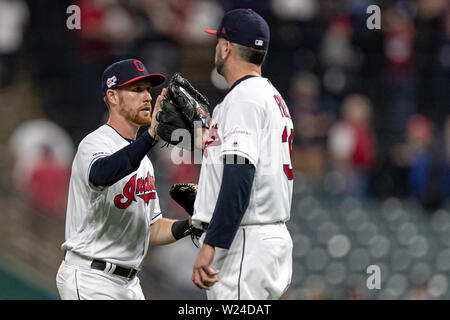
top-left (105, 262), bottom-right (116, 275)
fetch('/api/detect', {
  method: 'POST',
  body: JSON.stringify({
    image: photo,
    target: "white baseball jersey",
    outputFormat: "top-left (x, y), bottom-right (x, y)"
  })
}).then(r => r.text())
top-left (61, 124), bottom-right (162, 270)
top-left (192, 76), bottom-right (294, 228)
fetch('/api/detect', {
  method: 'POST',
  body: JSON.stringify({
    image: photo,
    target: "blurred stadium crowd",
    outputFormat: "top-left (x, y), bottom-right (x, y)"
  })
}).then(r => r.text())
top-left (0, 0), bottom-right (449, 299)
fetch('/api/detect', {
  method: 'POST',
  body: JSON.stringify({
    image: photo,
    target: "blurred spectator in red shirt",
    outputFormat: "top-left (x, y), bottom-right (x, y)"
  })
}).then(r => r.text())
top-left (8, 118), bottom-right (75, 194)
top-left (328, 93), bottom-right (376, 196)
top-left (28, 145), bottom-right (71, 219)
top-left (383, 5), bottom-right (415, 72)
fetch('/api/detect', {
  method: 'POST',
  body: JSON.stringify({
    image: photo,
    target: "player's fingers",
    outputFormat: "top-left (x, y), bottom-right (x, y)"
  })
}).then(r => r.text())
top-left (199, 266), bottom-right (218, 285)
top-left (201, 127), bottom-right (209, 149)
top-left (153, 89), bottom-right (166, 113)
top-left (192, 268), bottom-right (210, 290)
top-left (203, 266), bottom-right (220, 277)
top-left (191, 269), bottom-right (200, 288)
top-left (158, 88), bottom-right (167, 106)
top-left (194, 127), bottom-right (203, 149)
top-left (161, 87), bottom-right (167, 99)
top-left (153, 98), bottom-right (162, 114)
top-left (192, 266), bottom-right (206, 289)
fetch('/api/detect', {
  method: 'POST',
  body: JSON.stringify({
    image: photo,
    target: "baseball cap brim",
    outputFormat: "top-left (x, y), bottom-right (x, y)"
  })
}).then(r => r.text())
top-left (204, 29), bottom-right (218, 35)
top-left (117, 74), bottom-right (166, 88)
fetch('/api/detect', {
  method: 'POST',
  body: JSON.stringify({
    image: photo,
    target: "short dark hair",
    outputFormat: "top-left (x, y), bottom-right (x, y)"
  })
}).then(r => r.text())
top-left (234, 43), bottom-right (267, 66)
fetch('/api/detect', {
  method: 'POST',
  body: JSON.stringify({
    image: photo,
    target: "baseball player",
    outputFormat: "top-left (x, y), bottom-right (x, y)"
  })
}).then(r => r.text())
top-left (56, 59), bottom-right (195, 300)
top-left (191, 9), bottom-right (294, 300)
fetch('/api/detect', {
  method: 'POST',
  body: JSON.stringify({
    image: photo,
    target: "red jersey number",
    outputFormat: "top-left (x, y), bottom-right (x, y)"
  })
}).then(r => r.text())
top-left (282, 126), bottom-right (294, 180)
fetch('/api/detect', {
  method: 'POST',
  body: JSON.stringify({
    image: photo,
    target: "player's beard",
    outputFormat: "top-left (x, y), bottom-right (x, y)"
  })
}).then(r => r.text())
top-left (133, 106), bottom-right (152, 126)
top-left (215, 54), bottom-right (225, 76)
top-left (120, 104), bottom-right (152, 126)
top-left (132, 110), bottom-right (152, 126)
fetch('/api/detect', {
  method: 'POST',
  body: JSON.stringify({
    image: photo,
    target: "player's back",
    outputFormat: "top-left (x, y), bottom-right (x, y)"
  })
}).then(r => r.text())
top-left (245, 77), bottom-right (293, 224)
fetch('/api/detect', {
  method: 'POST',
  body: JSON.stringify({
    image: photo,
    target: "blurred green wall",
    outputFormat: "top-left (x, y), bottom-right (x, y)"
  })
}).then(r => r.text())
top-left (0, 255), bottom-right (57, 300)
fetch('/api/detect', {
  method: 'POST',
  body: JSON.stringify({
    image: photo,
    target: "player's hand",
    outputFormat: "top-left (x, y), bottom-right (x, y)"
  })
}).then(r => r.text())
top-left (149, 88), bottom-right (167, 138)
top-left (192, 244), bottom-right (219, 290)
top-left (197, 127), bottom-right (209, 150)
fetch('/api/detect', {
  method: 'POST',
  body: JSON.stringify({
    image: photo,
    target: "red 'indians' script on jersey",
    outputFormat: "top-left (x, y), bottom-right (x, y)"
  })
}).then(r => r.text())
top-left (114, 171), bottom-right (156, 209)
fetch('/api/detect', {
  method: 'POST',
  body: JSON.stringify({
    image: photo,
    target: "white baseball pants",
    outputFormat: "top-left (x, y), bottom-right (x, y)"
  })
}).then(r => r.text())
top-left (204, 222), bottom-right (293, 300)
top-left (56, 251), bottom-right (145, 300)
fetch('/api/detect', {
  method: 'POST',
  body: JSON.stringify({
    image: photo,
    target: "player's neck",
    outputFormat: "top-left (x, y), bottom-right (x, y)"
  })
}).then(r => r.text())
top-left (224, 62), bottom-right (261, 88)
top-left (107, 116), bottom-right (139, 140)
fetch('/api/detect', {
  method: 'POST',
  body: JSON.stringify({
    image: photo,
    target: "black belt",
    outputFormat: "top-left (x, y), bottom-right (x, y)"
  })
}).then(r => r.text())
top-left (91, 260), bottom-right (138, 279)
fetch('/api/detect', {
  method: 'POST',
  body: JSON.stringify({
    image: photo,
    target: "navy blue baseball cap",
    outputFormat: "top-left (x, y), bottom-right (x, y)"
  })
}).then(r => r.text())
top-left (204, 8), bottom-right (270, 50)
top-left (101, 59), bottom-right (166, 96)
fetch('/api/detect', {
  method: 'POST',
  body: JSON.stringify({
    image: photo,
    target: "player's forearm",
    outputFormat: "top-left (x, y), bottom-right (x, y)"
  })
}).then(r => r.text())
top-left (150, 218), bottom-right (190, 246)
top-left (89, 131), bottom-right (157, 187)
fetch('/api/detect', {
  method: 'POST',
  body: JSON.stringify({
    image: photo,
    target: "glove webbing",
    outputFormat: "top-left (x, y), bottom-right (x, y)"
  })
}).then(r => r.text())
top-left (170, 73), bottom-right (210, 108)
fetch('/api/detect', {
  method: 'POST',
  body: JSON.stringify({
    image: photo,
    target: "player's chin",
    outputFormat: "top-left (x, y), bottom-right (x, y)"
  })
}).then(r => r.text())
top-left (133, 114), bottom-right (152, 126)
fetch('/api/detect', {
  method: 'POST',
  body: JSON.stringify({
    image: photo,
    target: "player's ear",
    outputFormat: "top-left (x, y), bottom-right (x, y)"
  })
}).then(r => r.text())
top-left (106, 89), bottom-right (119, 107)
top-left (222, 40), bottom-right (233, 60)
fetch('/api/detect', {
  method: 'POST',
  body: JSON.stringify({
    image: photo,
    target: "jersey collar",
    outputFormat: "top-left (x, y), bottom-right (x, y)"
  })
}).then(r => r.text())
top-left (228, 75), bottom-right (258, 92)
top-left (106, 124), bottom-right (135, 143)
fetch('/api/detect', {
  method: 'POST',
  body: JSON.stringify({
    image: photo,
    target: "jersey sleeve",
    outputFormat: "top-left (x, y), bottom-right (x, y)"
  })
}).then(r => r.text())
top-left (145, 157), bottom-right (162, 224)
top-left (150, 187), bottom-right (162, 225)
top-left (88, 131), bottom-right (157, 188)
top-left (219, 100), bottom-right (263, 166)
top-left (78, 136), bottom-right (112, 192)
top-left (150, 196), bottom-right (162, 225)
